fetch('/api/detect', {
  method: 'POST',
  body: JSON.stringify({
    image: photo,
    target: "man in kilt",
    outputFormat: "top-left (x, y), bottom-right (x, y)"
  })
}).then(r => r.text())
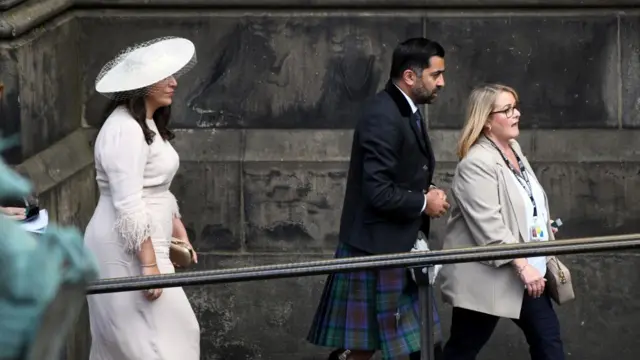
top-left (307, 38), bottom-right (450, 360)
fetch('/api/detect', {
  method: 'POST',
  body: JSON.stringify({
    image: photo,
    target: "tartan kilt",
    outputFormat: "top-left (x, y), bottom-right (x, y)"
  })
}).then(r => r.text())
top-left (307, 242), bottom-right (441, 359)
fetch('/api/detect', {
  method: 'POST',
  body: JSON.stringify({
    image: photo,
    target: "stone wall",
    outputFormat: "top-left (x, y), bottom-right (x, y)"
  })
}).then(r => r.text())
top-left (2, 1), bottom-right (640, 359)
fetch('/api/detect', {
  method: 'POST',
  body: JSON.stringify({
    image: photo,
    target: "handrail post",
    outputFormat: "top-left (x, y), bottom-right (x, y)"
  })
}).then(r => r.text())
top-left (418, 265), bottom-right (435, 360)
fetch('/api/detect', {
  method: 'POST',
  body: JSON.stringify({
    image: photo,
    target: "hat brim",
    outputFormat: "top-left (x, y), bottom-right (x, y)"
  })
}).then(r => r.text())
top-left (95, 37), bottom-right (196, 94)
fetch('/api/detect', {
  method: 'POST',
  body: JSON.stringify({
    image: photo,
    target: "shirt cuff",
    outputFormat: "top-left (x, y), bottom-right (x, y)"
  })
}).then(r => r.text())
top-left (420, 196), bottom-right (427, 214)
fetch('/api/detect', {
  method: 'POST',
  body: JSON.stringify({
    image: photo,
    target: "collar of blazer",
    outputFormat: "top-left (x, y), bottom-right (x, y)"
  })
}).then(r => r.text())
top-left (475, 135), bottom-right (553, 243)
top-left (384, 80), bottom-right (433, 158)
top-left (476, 135), bottom-right (533, 172)
top-left (384, 80), bottom-right (414, 118)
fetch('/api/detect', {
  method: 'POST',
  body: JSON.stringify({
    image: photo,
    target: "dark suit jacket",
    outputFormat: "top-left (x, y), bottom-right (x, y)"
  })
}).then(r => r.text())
top-left (339, 81), bottom-right (436, 254)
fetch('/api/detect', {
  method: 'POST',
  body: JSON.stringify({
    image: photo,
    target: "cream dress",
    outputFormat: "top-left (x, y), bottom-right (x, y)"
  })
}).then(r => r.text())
top-left (85, 106), bottom-right (200, 360)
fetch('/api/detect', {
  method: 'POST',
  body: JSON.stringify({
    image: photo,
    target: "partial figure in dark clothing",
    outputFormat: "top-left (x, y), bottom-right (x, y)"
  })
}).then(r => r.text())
top-left (307, 37), bottom-right (450, 360)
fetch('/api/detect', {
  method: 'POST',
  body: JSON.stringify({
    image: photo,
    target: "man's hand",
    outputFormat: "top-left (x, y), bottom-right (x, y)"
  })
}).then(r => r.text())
top-left (424, 188), bottom-right (450, 218)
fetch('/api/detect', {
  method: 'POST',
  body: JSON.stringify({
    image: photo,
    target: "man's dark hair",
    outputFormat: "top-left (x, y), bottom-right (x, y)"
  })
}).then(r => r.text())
top-left (389, 37), bottom-right (445, 80)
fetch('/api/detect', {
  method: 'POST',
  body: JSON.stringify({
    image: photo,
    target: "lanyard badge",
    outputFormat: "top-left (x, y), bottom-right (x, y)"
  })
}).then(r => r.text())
top-left (486, 138), bottom-right (537, 217)
top-left (486, 138), bottom-right (546, 243)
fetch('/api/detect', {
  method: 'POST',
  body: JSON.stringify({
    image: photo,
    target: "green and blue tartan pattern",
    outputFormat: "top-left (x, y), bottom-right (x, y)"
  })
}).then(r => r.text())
top-left (307, 242), bottom-right (441, 359)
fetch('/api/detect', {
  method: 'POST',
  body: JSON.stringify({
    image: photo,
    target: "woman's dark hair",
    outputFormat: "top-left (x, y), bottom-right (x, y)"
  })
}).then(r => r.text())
top-left (101, 93), bottom-right (175, 145)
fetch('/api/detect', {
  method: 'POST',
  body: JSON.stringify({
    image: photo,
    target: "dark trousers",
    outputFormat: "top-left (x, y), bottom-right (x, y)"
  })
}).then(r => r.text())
top-left (443, 292), bottom-right (564, 360)
top-left (409, 343), bottom-right (443, 360)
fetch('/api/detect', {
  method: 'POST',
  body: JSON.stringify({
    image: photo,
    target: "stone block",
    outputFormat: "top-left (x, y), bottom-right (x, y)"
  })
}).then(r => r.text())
top-left (533, 162), bottom-right (640, 238)
top-left (37, 166), bottom-right (97, 230)
top-left (424, 15), bottom-right (619, 129)
top-left (0, 46), bottom-right (21, 163)
top-left (184, 253), bottom-right (329, 360)
top-left (170, 129), bottom-right (243, 252)
top-left (55, 166), bottom-right (97, 228)
top-left (78, 13), bottom-right (422, 129)
top-left (621, 15), bottom-right (640, 128)
top-left (524, 129), bottom-right (640, 162)
top-left (13, 15), bottom-right (81, 158)
top-left (243, 129), bottom-right (353, 162)
top-left (0, 0), bottom-right (27, 10)
top-left (243, 162), bottom-right (348, 252)
top-left (171, 161), bottom-right (243, 252)
top-left (171, 129), bottom-right (243, 162)
top-left (15, 129), bottom-right (96, 195)
top-left (241, 129), bottom-right (352, 252)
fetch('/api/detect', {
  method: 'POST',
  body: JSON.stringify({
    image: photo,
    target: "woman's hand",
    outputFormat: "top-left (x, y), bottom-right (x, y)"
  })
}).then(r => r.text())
top-left (550, 219), bottom-right (559, 234)
top-left (172, 217), bottom-right (197, 265)
top-left (517, 263), bottom-right (546, 298)
top-left (0, 206), bottom-right (26, 220)
top-left (190, 242), bottom-right (198, 264)
top-left (172, 237), bottom-right (198, 267)
top-left (141, 264), bottom-right (163, 301)
top-left (180, 237), bottom-right (198, 264)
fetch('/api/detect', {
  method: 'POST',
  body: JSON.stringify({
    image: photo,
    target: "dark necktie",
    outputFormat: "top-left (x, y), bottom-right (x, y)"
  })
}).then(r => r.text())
top-left (415, 110), bottom-right (423, 133)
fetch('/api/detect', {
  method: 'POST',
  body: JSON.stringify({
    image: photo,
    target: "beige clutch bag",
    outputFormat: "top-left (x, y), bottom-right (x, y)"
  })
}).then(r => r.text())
top-left (545, 256), bottom-right (575, 305)
top-left (170, 237), bottom-right (194, 268)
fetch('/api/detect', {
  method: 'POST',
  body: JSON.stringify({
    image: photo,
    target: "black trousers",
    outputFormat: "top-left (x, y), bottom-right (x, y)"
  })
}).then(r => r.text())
top-left (409, 343), bottom-right (443, 360)
top-left (443, 291), bottom-right (564, 360)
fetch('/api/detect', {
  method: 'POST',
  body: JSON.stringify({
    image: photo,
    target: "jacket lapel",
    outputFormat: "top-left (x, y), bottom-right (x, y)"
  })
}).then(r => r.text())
top-left (499, 163), bottom-right (530, 243)
top-left (477, 137), bottom-right (529, 243)
top-left (384, 81), bottom-right (430, 157)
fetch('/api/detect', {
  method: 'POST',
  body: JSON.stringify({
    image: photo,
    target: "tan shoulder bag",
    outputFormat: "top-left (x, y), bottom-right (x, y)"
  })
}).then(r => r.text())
top-left (545, 256), bottom-right (575, 305)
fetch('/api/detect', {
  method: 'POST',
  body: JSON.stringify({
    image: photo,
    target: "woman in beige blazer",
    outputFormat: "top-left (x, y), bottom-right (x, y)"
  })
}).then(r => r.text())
top-left (440, 84), bottom-right (564, 360)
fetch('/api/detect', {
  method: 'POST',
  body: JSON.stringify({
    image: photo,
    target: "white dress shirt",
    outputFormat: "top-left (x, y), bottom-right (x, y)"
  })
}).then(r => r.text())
top-left (508, 169), bottom-right (550, 276)
top-left (394, 84), bottom-right (427, 213)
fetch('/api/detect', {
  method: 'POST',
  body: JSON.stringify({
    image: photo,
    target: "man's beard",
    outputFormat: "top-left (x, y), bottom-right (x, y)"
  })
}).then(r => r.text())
top-left (411, 85), bottom-right (438, 105)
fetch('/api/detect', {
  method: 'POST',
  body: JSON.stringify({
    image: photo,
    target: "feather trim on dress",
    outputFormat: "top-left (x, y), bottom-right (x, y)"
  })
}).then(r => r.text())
top-left (114, 210), bottom-right (154, 253)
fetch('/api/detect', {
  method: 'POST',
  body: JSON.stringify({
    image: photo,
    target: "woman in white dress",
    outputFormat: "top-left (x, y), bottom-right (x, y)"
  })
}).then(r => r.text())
top-left (84, 37), bottom-right (200, 360)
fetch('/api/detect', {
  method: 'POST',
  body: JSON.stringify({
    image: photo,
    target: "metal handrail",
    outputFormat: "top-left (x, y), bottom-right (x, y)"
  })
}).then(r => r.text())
top-left (83, 233), bottom-right (640, 360)
top-left (87, 233), bottom-right (640, 294)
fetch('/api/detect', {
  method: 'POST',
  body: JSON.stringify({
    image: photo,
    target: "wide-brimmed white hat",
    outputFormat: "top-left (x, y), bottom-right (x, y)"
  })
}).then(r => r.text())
top-left (95, 36), bottom-right (197, 99)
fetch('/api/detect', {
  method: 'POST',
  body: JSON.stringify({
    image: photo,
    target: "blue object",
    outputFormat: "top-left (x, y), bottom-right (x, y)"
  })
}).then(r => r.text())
top-left (0, 138), bottom-right (99, 359)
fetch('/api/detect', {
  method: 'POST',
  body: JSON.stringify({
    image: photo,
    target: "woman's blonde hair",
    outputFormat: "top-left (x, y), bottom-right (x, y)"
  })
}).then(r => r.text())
top-left (456, 83), bottom-right (519, 159)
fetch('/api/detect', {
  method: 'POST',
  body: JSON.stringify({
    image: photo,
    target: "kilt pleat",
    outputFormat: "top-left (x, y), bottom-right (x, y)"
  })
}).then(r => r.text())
top-left (307, 242), bottom-right (441, 359)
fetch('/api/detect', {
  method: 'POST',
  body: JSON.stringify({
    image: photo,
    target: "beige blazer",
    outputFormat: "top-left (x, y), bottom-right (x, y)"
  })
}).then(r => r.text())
top-left (439, 136), bottom-right (555, 319)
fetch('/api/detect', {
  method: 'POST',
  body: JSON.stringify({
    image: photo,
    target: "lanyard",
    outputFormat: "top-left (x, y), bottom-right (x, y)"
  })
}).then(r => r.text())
top-left (486, 138), bottom-right (537, 217)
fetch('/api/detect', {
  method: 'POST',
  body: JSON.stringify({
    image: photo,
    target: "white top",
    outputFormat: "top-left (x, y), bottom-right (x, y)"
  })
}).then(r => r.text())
top-left (93, 106), bottom-right (181, 252)
top-left (507, 168), bottom-right (549, 276)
